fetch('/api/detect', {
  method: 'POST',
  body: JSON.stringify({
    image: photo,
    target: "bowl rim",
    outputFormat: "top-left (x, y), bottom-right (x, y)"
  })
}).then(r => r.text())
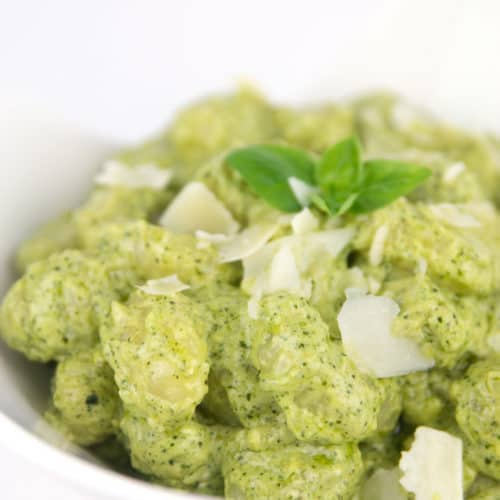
top-left (0, 412), bottom-right (209, 500)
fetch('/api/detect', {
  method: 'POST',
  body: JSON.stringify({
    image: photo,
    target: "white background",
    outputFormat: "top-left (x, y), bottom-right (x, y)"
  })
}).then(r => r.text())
top-left (1, 1), bottom-right (500, 498)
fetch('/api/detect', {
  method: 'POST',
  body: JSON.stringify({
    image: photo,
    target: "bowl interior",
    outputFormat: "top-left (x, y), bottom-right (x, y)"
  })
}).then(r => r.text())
top-left (0, 101), bottom-right (118, 458)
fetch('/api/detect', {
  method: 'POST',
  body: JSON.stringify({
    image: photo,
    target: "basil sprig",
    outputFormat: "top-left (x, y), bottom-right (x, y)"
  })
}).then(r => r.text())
top-left (225, 137), bottom-right (431, 215)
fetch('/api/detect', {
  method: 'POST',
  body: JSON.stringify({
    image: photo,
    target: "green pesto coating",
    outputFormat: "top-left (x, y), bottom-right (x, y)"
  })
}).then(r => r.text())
top-left (223, 442), bottom-right (363, 500)
top-left (101, 291), bottom-right (209, 430)
top-left (384, 275), bottom-right (494, 366)
top-left (192, 285), bottom-right (282, 428)
top-left (15, 211), bottom-right (79, 273)
top-left (168, 88), bottom-right (278, 183)
top-left (74, 186), bottom-right (171, 247)
top-left (85, 220), bottom-right (237, 297)
top-left (121, 413), bottom-right (231, 495)
top-left (353, 93), bottom-right (500, 202)
top-left (0, 250), bottom-right (116, 361)
top-left (274, 104), bottom-right (354, 153)
top-left (397, 150), bottom-right (486, 204)
top-left (452, 357), bottom-right (500, 480)
top-left (249, 293), bottom-right (385, 444)
top-left (354, 198), bottom-right (500, 295)
top-left (468, 486), bottom-right (500, 500)
top-left (467, 475), bottom-right (500, 499)
top-left (46, 346), bottom-right (119, 446)
top-left (360, 430), bottom-right (407, 477)
top-left (199, 369), bottom-right (241, 427)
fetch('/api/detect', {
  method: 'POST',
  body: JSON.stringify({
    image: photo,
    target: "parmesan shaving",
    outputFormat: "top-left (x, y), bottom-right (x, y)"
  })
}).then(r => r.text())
top-left (288, 177), bottom-right (319, 207)
top-left (429, 203), bottom-right (481, 228)
top-left (291, 208), bottom-right (319, 234)
top-left (159, 182), bottom-right (239, 235)
top-left (338, 290), bottom-right (434, 377)
top-left (95, 161), bottom-right (173, 190)
top-left (443, 162), bottom-right (465, 184)
top-left (487, 333), bottom-right (500, 352)
top-left (137, 275), bottom-right (190, 296)
top-left (369, 224), bottom-right (389, 266)
top-left (416, 258), bottom-right (427, 275)
top-left (267, 245), bottom-right (303, 295)
top-left (218, 223), bottom-right (279, 263)
top-left (399, 427), bottom-right (463, 500)
top-left (243, 228), bottom-right (353, 311)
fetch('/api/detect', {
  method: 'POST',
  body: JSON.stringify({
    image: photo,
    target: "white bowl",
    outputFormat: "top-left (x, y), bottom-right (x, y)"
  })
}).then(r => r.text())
top-left (0, 99), bottom-right (206, 499)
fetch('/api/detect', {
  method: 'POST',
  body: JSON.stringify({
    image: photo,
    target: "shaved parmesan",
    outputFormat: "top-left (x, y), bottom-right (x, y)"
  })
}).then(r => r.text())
top-left (247, 296), bottom-right (260, 319)
top-left (416, 258), bottom-right (427, 275)
top-left (338, 290), bottom-right (434, 377)
top-left (195, 230), bottom-right (232, 249)
top-left (218, 223), bottom-right (279, 263)
top-left (242, 228), bottom-right (353, 314)
top-left (288, 177), bottom-right (319, 206)
top-left (487, 333), bottom-right (500, 352)
top-left (243, 228), bottom-right (354, 286)
top-left (399, 427), bottom-right (463, 500)
top-left (267, 245), bottom-right (303, 295)
top-left (137, 275), bottom-right (190, 296)
top-left (361, 468), bottom-right (406, 500)
top-left (369, 225), bottom-right (389, 266)
top-left (291, 208), bottom-right (319, 234)
top-left (429, 203), bottom-right (481, 228)
top-left (159, 182), bottom-right (239, 235)
top-left (443, 162), bottom-right (465, 184)
top-left (95, 161), bottom-right (173, 190)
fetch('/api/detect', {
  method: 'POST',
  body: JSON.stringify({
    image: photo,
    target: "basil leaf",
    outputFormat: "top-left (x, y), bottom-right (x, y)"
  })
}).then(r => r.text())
top-left (316, 137), bottom-right (363, 190)
top-left (351, 160), bottom-right (432, 213)
top-left (316, 188), bottom-right (359, 215)
top-left (226, 144), bottom-right (316, 212)
top-left (311, 194), bottom-right (330, 214)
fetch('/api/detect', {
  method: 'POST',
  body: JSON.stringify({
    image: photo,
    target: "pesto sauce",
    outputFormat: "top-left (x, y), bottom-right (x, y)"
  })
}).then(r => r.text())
top-left (1, 88), bottom-right (500, 498)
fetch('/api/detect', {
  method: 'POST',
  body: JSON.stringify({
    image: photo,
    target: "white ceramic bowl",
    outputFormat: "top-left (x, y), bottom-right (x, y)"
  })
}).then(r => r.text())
top-left (0, 100), bottom-right (207, 499)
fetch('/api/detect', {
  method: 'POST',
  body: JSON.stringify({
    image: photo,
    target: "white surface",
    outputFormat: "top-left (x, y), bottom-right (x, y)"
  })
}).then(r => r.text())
top-left (0, 453), bottom-right (92, 500)
top-left (2, 1), bottom-right (500, 499)
top-left (2, 0), bottom-right (500, 143)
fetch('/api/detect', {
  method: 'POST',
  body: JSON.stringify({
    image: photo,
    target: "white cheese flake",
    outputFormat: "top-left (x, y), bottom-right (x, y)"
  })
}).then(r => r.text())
top-left (95, 161), bottom-right (173, 190)
top-left (338, 290), bottom-right (435, 377)
top-left (443, 162), bottom-right (466, 184)
top-left (195, 230), bottom-right (232, 249)
top-left (137, 275), bottom-right (190, 296)
top-left (487, 333), bottom-right (500, 352)
top-left (361, 468), bottom-right (406, 500)
top-left (218, 223), bottom-right (279, 263)
top-left (399, 426), bottom-right (463, 500)
top-left (243, 228), bottom-right (354, 286)
top-left (429, 203), bottom-right (481, 228)
top-left (369, 225), bottom-right (389, 266)
top-left (291, 208), bottom-right (319, 235)
top-left (247, 296), bottom-right (261, 319)
top-left (267, 245), bottom-right (303, 295)
top-left (159, 182), bottom-right (239, 235)
top-left (288, 177), bottom-right (319, 207)
top-left (416, 258), bottom-right (428, 275)
top-left (243, 228), bottom-right (353, 309)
